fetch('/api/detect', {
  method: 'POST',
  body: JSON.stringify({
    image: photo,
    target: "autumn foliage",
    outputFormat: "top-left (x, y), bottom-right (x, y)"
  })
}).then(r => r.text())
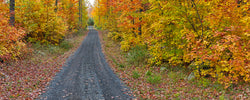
top-left (92, 0), bottom-right (250, 86)
top-left (0, 2), bottom-right (26, 60)
top-left (0, 0), bottom-right (88, 61)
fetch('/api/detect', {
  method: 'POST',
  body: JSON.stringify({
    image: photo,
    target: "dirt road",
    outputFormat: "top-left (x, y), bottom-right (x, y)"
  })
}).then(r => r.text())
top-left (39, 26), bottom-right (133, 100)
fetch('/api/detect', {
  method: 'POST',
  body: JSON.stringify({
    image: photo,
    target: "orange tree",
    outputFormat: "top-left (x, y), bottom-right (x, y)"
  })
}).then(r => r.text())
top-left (0, 1), bottom-right (26, 61)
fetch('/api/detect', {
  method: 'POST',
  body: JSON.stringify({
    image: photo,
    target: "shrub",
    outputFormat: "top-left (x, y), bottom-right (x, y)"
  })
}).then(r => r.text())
top-left (16, 0), bottom-right (67, 45)
top-left (0, 3), bottom-right (27, 61)
top-left (127, 45), bottom-right (148, 66)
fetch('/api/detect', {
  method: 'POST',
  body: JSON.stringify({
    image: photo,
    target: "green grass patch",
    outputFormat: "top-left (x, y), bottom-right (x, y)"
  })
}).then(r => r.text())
top-left (174, 93), bottom-right (180, 98)
top-left (118, 64), bottom-right (125, 68)
top-left (132, 71), bottom-right (140, 79)
top-left (145, 70), bottom-right (152, 76)
top-left (168, 71), bottom-right (179, 82)
top-left (31, 31), bottom-right (83, 56)
top-left (126, 45), bottom-right (148, 67)
top-left (167, 67), bottom-right (187, 82)
top-left (147, 75), bottom-right (162, 84)
top-left (199, 78), bottom-right (211, 88)
top-left (59, 40), bottom-right (73, 51)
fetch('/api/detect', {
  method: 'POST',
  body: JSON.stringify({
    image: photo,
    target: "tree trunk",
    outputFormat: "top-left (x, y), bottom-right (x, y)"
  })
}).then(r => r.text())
top-left (79, 0), bottom-right (82, 27)
top-left (9, 0), bottom-right (15, 26)
top-left (55, 0), bottom-right (58, 12)
top-left (138, 8), bottom-right (142, 35)
top-left (138, 1), bottom-right (142, 36)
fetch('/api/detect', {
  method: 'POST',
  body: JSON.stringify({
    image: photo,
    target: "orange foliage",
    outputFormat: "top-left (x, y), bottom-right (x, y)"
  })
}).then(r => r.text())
top-left (0, 2), bottom-right (26, 61)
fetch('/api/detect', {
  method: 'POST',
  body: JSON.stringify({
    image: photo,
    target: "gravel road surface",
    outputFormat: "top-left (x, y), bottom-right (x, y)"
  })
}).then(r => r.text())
top-left (39, 26), bottom-right (133, 100)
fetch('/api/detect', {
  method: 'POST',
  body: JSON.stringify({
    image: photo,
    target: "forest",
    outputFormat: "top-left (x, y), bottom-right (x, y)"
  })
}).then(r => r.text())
top-left (0, 0), bottom-right (88, 61)
top-left (0, 0), bottom-right (88, 99)
top-left (0, 0), bottom-right (249, 99)
top-left (92, 0), bottom-right (249, 86)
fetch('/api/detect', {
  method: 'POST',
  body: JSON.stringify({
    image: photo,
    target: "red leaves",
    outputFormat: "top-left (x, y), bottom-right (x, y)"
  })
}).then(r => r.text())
top-left (0, 13), bottom-right (26, 61)
top-left (214, 31), bottom-right (226, 37)
top-left (126, 15), bottom-right (133, 20)
top-left (0, 32), bottom-right (87, 99)
top-left (0, 52), bottom-right (64, 99)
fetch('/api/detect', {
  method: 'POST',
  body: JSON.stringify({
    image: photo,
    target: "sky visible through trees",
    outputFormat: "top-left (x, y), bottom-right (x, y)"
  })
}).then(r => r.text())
top-left (87, 0), bottom-right (95, 6)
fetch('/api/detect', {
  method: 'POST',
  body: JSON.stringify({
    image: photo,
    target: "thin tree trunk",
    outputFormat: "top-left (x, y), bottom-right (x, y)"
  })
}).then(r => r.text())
top-left (191, 0), bottom-right (203, 39)
top-left (79, 0), bottom-right (82, 27)
top-left (10, 0), bottom-right (15, 26)
top-left (138, 8), bottom-right (142, 35)
top-left (55, 0), bottom-right (58, 12)
top-left (138, 0), bottom-right (143, 35)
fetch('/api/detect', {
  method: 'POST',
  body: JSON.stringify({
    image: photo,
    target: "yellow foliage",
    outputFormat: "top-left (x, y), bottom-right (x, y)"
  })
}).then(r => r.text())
top-left (0, 0), bottom-right (88, 60)
top-left (93, 0), bottom-right (250, 85)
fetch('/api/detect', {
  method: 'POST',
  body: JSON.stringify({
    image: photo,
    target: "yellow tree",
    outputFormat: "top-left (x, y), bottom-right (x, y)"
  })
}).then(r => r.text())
top-left (92, 0), bottom-right (250, 86)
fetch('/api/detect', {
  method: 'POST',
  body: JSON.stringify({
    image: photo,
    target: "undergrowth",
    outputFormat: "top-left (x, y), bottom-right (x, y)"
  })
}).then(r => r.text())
top-left (126, 45), bottom-right (148, 67)
top-left (100, 30), bottom-right (250, 99)
top-left (32, 30), bottom-right (84, 56)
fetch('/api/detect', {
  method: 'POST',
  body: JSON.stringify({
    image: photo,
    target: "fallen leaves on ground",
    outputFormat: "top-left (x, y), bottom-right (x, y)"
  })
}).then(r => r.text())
top-left (0, 31), bottom-right (87, 99)
top-left (99, 30), bottom-right (250, 100)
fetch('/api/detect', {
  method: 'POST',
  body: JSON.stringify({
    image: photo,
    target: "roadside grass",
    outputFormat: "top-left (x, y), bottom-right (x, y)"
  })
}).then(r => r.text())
top-left (146, 75), bottom-right (162, 84)
top-left (132, 71), bottom-right (140, 79)
top-left (32, 30), bottom-right (85, 56)
top-left (99, 30), bottom-right (250, 99)
top-left (126, 45), bottom-right (148, 67)
top-left (0, 29), bottom-right (88, 99)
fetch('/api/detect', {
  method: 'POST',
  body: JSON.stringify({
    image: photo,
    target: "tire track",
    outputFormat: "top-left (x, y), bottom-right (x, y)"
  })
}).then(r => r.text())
top-left (39, 26), bottom-right (133, 100)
